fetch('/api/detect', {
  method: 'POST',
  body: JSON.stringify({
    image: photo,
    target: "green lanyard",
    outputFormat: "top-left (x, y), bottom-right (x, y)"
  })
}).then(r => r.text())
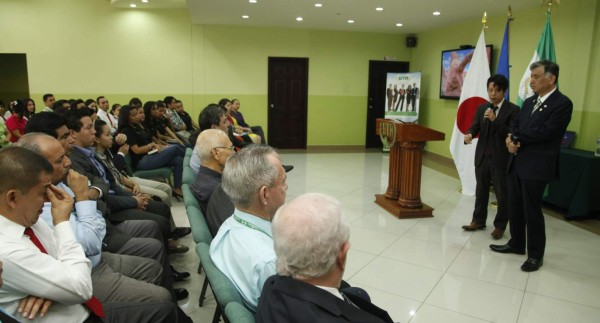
top-left (233, 214), bottom-right (270, 237)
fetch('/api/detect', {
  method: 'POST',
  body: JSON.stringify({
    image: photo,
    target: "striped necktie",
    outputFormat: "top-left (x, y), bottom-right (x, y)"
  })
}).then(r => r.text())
top-left (24, 228), bottom-right (105, 318)
top-left (531, 97), bottom-right (543, 115)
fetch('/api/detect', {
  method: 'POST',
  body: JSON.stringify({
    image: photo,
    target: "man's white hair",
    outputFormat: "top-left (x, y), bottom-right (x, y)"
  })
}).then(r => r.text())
top-left (272, 193), bottom-right (350, 279)
top-left (197, 129), bottom-right (230, 163)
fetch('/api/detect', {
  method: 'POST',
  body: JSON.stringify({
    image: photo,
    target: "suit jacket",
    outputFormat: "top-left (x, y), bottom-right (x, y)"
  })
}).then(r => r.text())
top-left (510, 90), bottom-right (573, 181)
top-left (256, 275), bottom-right (394, 323)
top-left (205, 184), bottom-right (234, 236)
top-left (68, 146), bottom-right (110, 198)
top-left (467, 100), bottom-right (519, 168)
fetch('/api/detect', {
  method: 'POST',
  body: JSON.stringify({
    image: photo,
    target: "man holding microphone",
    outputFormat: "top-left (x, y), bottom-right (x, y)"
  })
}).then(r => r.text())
top-left (462, 74), bottom-right (519, 239)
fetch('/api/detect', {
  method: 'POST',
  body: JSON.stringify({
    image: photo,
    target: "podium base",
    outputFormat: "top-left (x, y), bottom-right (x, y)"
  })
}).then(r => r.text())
top-left (375, 194), bottom-right (434, 219)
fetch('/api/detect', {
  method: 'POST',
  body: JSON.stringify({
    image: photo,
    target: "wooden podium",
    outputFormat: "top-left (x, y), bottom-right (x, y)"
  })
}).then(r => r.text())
top-left (375, 119), bottom-right (445, 219)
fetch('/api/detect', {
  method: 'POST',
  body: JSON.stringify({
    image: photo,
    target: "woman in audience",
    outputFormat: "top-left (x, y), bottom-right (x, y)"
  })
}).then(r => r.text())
top-left (218, 98), bottom-right (261, 144)
top-left (145, 101), bottom-right (184, 146)
top-left (23, 98), bottom-right (36, 120)
top-left (110, 103), bottom-right (121, 129)
top-left (85, 98), bottom-right (98, 112)
top-left (118, 104), bottom-right (185, 197)
top-left (231, 98), bottom-right (266, 144)
top-left (5, 100), bottom-right (27, 143)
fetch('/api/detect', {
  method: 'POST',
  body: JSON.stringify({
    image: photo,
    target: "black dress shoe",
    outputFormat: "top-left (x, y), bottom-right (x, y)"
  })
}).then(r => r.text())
top-left (174, 288), bottom-right (189, 301)
top-left (489, 244), bottom-right (526, 255)
top-left (521, 258), bottom-right (543, 272)
top-left (171, 227), bottom-right (192, 240)
top-left (171, 266), bottom-right (191, 281)
top-left (283, 165), bottom-right (294, 172)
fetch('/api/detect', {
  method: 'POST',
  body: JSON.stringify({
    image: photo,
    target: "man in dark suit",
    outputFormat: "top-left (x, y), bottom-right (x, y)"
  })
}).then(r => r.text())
top-left (386, 84), bottom-right (394, 111)
top-left (411, 82), bottom-right (419, 111)
top-left (490, 60), bottom-right (573, 272)
top-left (462, 74), bottom-right (519, 239)
top-left (257, 193), bottom-right (394, 323)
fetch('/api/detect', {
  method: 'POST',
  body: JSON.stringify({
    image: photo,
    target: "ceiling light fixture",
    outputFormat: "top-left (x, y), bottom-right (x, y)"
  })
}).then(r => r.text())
top-left (376, 7), bottom-right (383, 11)
top-left (315, 3), bottom-right (322, 7)
top-left (249, 0), bottom-right (257, 3)
top-left (396, 23), bottom-right (403, 27)
top-left (141, 0), bottom-right (148, 3)
top-left (242, 15), bottom-right (249, 19)
top-left (433, 11), bottom-right (441, 16)
top-left (296, 17), bottom-right (303, 22)
top-left (347, 20), bottom-right (355, 24)
top-left (129, 3), bottom-right (136, 8)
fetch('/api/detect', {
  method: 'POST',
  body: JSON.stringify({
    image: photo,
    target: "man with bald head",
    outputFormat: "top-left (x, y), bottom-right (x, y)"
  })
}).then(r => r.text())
top-left (209, 144), bottom-right (287, 311)
top-left (257, 193), bottom-right (393, 323)
top-left (190, 129), bottom-right (234, 215)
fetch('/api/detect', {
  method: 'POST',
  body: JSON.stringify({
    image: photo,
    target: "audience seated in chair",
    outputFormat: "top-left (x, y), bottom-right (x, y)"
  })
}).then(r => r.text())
top-left (189, 104), bottom-right (233, 175)
top-left (16, 135), bottom-right (182, 322)
top-left (190, 129), bottom-right (234, 215)
top-left (257, 193), bottom-right (394, 323)
top-left (230, 98), bottom-right (266, 144)
top-left (209, 145), bottom-right (287, 311)
top-left (117, 104), bottom-right (186, 198)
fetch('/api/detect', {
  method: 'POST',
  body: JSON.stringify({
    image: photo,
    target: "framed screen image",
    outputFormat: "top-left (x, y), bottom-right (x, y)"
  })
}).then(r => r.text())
top-left (440, 45), bottom-right (493, 100)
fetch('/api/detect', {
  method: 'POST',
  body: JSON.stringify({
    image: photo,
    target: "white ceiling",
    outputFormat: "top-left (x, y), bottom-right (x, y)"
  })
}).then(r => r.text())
top-left (112, 0), bottom-right (545, 34)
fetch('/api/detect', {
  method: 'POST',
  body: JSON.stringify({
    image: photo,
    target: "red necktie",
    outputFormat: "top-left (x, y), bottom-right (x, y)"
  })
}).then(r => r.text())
top-left (24, 228), bottom-right (105, 318)
top-left (108, 115), bottom-right (114, 127)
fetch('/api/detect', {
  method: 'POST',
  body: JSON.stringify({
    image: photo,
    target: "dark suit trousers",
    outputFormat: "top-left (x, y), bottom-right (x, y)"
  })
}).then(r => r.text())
top-left (507, 171), bottom-right (547, 259)
top-left (472, 155), bottom-right (509, 229)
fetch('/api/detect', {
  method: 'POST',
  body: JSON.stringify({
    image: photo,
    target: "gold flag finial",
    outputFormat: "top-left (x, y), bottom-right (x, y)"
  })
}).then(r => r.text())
top-left (508, 5), bottom-right (514, 21)
top-left (543, 0), bottom-right (560, 13)
top-left (482, 11), bottom-right (487, 28)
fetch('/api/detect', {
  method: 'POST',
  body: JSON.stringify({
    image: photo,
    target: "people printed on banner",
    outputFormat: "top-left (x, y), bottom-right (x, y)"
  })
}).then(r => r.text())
top-left (386, 82), bottom-right (419, 112)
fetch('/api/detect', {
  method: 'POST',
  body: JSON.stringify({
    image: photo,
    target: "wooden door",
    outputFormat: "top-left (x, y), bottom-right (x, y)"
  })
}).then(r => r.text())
top-left (365, 60), bottom-right (410, 148)
top-left (267, 57), bottom-right (308, 149)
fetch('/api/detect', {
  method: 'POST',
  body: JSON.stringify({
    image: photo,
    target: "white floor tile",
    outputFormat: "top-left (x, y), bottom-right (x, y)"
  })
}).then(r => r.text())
top-left (426, 273), bottom-right (524, 323)
top-left (526, 266), bottom-right (600, 309)
top-left (518, 292), bottom-right (600, 323)
top-left (380, 236), bottom-right (463, 271)
top-left (348, 225), bottom-right (401, 255)
top-left (410, 304), bottom-right (491, 323)
top-left (351, 257), bottom-right (444, 302)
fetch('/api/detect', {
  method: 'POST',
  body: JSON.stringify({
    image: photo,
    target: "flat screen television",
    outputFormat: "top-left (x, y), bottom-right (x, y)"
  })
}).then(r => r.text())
top-left (440, 45), bottom-right (493, 100)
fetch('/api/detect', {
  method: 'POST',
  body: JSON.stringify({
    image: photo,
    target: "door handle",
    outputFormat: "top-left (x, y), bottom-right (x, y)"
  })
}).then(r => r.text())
top-left (269, 104), bottom-right (275, 109)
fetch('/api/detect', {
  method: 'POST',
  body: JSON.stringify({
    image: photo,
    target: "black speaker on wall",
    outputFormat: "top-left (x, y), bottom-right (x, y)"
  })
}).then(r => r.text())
top-left (406, 36), bottom-right (417, 48)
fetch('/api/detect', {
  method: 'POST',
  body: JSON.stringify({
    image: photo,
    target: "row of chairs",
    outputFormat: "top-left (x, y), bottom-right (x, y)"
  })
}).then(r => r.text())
top-left (182, 148), bottom-right (255, 323)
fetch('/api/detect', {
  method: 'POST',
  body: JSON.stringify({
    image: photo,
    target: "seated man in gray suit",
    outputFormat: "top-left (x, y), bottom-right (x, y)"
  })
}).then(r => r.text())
top-left (257, 193), bottom-right (394, 323)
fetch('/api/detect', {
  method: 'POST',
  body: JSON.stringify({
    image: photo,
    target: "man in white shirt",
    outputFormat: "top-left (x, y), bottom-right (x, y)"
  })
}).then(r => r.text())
top-left (42, 94), bottom-right (55, 112)
top-left (0, 146), bottom-right (93, 322)
top-left (96, 96), bottom-right (118, 134)
top-left (209, 145), bottom-right (287, 311)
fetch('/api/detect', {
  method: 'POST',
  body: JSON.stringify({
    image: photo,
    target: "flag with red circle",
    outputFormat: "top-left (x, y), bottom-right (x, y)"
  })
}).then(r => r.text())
top-left (449, 29), bottom-right (490, 196)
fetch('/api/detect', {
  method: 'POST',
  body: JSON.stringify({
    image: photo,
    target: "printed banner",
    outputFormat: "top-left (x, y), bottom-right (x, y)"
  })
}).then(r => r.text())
top-left (384, 72), bottom-right (421, 123)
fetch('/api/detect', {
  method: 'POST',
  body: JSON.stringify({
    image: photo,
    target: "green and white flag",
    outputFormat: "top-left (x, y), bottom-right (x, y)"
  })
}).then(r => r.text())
top-left (517, 13), bottom-right (556, 106)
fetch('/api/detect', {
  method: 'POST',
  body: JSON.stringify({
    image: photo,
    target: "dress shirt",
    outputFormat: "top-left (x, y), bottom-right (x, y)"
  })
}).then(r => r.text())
top-left (190, 146), bottom-right (200, 175)
top-left (73, 146), bottom-right (114, 195)
top-left (168, 109), bottom-right (185, 131)
top-left (0, 216), bottom-right (92, 322)
top-left (40, 183), bottom-right (106, 268)
top-left (209, 208), bottom-right (276, 311)
top-left (97, 109), bottom-right (118, 134)
top-left (42, 106), bottom-right (53, 113)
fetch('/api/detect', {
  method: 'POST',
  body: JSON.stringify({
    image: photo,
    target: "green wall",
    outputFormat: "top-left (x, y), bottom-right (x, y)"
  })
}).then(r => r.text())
top-left (1, 0), bottom-right (598, 150)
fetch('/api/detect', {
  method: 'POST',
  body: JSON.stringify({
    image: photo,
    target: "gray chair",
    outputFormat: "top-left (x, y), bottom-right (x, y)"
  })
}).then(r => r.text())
top-left (224, 302), bottom-right (255, 323)
top-left (196, 242), bottom-right (245, 323)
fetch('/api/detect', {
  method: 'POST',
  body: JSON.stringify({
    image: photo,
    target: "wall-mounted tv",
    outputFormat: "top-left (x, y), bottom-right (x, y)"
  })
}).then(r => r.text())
top-left (440, 45), bottom-right (493, 100)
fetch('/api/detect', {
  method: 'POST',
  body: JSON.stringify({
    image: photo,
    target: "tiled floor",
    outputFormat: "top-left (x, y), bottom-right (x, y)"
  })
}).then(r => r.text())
top-left (171, 151), bottom-right (600, 323)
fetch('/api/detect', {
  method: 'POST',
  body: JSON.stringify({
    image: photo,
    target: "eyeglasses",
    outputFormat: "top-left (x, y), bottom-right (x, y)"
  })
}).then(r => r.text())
top-left (213, 146), bottom-right (235, 151)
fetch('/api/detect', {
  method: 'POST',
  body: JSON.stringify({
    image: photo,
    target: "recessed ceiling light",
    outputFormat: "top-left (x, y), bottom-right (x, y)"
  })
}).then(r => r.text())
top-left (249, 0), bottom-right (257, 3)
top-left (129, 3), bottom-right (136, 8)
top-left (347, 20), bottom-right (355, 24)
top-left (376, 7), bottom-right (383, 11)
top-left (396, 23), bottom-right (403, 27)
top-left (141, 0), bottom-right (148, 3)
top-left (242, 15), bottom-right (249, 19)
top-left (433, 11), bottom-right (441, 16)
top-left (315, 3), bottom-right (322, 7)
top-left (296, 17), bottom-right (303, 22)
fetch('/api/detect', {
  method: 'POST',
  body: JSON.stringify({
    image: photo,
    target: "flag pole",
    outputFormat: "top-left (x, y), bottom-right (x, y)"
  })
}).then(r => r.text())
top-left (545, 0), bottom-right (560, 14)
top-left (482, 11), bottom-right (487, 29)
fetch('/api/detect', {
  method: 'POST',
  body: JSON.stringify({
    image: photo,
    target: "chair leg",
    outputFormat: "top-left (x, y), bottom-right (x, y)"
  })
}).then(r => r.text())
top-left (197, 262), bottom-right (203, 274)
top-left (199, 276), bottom-right (209, 307)
top-left (211, 305), bottom-right (222, 323)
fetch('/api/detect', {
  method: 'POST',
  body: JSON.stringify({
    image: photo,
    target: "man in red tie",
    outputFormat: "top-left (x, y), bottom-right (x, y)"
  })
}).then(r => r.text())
top-left (0, 146), bottom-right (94, 322)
